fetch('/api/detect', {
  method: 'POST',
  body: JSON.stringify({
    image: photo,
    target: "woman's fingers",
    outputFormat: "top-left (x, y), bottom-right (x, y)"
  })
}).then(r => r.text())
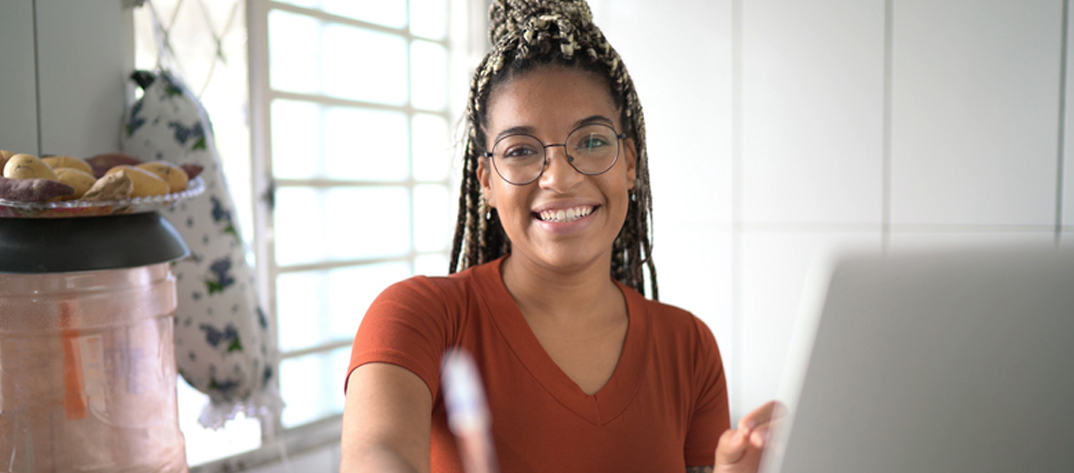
top-left (749, 423), bottom-right (770, 449)
top-left (737, 400), bottom-right (781, 431)
top-left (716, 401), bottom-right (787, 472)
top-left (715, 428), bottom-right (749, 465)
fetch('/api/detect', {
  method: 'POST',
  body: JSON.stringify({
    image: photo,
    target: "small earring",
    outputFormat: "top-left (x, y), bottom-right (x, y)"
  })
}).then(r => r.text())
top-left (486, 210), bottom-right (491, 220)
top-left (630, 190), bottom-right (637, 202)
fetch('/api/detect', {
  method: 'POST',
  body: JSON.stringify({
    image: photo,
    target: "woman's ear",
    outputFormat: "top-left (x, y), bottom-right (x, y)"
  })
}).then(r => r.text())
top-left (623, 137), bottom-right (638, 188)
top-left (477, 156), bottom-right (497, 208)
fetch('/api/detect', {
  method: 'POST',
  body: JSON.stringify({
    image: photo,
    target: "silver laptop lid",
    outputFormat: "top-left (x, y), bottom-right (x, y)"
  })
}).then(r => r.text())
top-left (762, 244), bottom-right (1074, 473)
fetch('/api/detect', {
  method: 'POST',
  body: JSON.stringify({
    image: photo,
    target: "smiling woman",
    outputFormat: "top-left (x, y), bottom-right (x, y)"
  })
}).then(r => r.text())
top-left (340, 1), bottom-right (773, 472)
top-left (479, 67), bottom-right (637, 282)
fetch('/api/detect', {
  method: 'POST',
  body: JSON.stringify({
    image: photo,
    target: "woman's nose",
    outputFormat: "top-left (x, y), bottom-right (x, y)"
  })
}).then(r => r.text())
top-left (539, 145), bottom-right (584, 191)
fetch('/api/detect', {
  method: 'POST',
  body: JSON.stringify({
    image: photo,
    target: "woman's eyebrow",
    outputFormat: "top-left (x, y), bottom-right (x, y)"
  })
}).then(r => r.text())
top-left (573, 115), bottom-right (615, 128)
top-left (492, 115), bottom-right (616, 142)
top-left (494, 126), bottom-right (536, 142)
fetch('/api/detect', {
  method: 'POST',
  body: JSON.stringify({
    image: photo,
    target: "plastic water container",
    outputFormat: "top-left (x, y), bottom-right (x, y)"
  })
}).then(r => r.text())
top-left (0, 213), bottom-right (189, 472)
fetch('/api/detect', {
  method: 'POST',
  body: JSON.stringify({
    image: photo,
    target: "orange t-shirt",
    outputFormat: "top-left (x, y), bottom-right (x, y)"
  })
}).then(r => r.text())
top-left (347, 258), bottom-right (729, 472)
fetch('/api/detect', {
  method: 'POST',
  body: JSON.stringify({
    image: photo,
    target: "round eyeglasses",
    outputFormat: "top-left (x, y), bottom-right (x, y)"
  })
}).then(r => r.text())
top-left (483, 123), bottom-right (628, 185)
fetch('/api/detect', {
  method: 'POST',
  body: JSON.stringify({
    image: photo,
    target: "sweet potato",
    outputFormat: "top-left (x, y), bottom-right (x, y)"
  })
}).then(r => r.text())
top-left (55, 168), bottom-right (97, 200)
top-left (85, 153), bottom-right (143, 178)
top-left (0, 176), bottom-right (75, 202)
top-left (0, 150), bottom-right (15, 171)
top-left (81, 172), bottom-right (133, 201)
top-left (43, 156), bottom-right (94, 175)
top-left (110, 167), bottom-right (169, 197)
top-left (4, 154), bottom-right (58, 180)
top-left (180, 163), bottom-right (203, 180)
top-left (138, 161), bottom-right (189, 193)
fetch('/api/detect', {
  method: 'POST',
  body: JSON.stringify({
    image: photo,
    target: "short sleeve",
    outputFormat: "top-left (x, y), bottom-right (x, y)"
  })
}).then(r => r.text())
top-left (345, 276), bottom-right (454, 400)
top-left (683, 316), bottom-right (730, 467)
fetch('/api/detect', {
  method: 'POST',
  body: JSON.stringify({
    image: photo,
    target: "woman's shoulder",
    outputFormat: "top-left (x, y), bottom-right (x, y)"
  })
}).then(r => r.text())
top-left (626, 289), bottom-right (704, 329)
top-left (628, 291), bottom-right (718, 351)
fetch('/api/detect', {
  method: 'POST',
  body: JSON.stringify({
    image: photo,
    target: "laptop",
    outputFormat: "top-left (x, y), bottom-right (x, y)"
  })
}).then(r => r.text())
top-left (760, 243), bottom-right (1074, 473)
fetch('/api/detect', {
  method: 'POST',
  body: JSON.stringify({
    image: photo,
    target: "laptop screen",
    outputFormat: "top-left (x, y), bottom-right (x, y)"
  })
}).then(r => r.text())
top-left (761, 244), bottom-right (1074, 473)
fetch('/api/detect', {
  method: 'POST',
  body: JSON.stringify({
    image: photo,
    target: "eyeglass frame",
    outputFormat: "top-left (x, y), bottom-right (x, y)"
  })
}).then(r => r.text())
top-left (482, 123), bottom-right (629, 186)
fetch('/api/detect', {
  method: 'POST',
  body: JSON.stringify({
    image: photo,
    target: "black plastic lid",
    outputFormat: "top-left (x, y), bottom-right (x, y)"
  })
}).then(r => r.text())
top-left (0, 213), bottom-right (189, 273)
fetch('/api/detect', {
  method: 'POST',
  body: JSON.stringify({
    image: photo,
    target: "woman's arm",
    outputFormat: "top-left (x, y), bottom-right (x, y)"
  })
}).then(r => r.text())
top-left (340, 363), bottom-right (433, 473)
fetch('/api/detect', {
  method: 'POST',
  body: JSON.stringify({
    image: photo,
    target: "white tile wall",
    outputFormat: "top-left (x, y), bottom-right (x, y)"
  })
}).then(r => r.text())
top-left (737, 229), bottom-right (882, 418)
top-left (1065, 0), bottom-right (1074, 231)
top-left (601, 0), bottom-right (734, 226)
top-left (33, 0), bottom-right (133, 157)
top-left (890, 0), bottom-right (1064, 227)
top-left (653, 226), bottom-right (734, 397)
top-left (739, 0), bottom-right (886, 225)
top-left (0, 0), bottom-right (40, 155)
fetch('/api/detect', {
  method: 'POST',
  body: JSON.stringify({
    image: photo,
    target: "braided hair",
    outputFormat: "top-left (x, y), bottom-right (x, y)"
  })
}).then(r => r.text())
top-left (449, 0), bottom-right (658, 299)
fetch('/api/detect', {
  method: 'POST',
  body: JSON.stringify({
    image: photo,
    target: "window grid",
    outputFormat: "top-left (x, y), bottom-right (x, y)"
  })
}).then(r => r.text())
top-left (251, 0), bottom-right (456, 435)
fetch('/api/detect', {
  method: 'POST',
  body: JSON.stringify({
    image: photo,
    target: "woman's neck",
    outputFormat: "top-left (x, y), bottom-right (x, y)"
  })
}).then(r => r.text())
top-left (500, 253), bottom-right (624, 326)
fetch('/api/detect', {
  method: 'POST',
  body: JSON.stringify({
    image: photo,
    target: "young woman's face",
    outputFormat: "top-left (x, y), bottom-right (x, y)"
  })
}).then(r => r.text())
top-left (478, 66), bottom-right (637, 273)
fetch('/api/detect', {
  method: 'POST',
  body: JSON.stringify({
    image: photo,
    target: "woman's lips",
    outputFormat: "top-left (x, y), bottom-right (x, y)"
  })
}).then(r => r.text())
top-left (535, 205), bottom-right (595, 223)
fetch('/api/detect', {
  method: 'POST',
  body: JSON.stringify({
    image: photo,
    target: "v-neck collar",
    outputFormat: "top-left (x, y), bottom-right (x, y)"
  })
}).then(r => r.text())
top-left (471, 257), bottom-right (651, 426)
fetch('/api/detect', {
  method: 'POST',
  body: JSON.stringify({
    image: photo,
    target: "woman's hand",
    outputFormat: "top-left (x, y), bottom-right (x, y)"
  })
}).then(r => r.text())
top-left (714, 401), bottom-right (783, 473)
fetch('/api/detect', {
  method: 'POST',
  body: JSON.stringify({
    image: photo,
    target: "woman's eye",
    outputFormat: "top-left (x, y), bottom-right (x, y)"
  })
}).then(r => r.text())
top-left (503, 146), bottom-right (538, 159)
top-left (577, 137), bottom-right (610, 151)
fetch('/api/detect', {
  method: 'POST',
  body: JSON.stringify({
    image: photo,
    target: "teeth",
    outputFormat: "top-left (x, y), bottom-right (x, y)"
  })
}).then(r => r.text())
top-left (539, 206), bottom-right (593, 222)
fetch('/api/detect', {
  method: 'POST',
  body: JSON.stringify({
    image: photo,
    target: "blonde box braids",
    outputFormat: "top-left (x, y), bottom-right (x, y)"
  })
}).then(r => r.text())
top-left (449, 0), bottom-right (658, 299)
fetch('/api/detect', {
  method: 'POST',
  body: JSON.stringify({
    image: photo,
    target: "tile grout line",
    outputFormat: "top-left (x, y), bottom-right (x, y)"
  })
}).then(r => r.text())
top-left (730, 0), bottom-right (743, 421)
top-left (32, 0), bottom-right (42, 156)
top-left (1057, 0), bottom-right (1069, 247)
top-left (882, 0), bottom-right (894, 253)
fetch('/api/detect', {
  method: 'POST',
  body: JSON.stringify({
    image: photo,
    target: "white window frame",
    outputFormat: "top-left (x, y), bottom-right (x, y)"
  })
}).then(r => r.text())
top-left (189, 0), bottom-right (485, 470)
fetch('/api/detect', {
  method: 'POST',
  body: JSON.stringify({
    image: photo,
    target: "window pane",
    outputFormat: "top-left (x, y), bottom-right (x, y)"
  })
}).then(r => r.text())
top-left (271, 99), bottom-right (323, 179)
top-left (410, 41), bottom-right (448, 110)
top-left (412, 114), bottom-right (451, 182)
top-left (274, 187), bottom-right (325, 266)
top-left (325, 107), bottom-right (410, 181)
top-left (269, 10), bottom-right (320, 94)
top-left (323, 25), bottom-right (408, 105)
top-left (274, 187), bottom-right (412, 266)
top-left (323, 0), bottom-right (407, 29)
top-left (177, 376), bottom-right (261, 465)
top-left (414, 185), bottom-right (453, 252)
top-left (280, 346), bottom-right (352, 428)
top-left (409, 0), bottom-right (447, 40)
top-left (276, 262), bottom-right (411, 353)
top-left (325, 187), bottom-right (411, 259)
top-left (275, 270), bottom-right (324, 353)
top-left (415, 253), bottom-right (449, 277)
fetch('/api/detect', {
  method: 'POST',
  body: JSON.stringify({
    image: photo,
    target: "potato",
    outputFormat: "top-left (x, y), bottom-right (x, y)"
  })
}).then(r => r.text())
top-left (113, 167), bottom-right (169, 198)
top-left (81, 172), bottom-right (133, 201)
top-left (137, 161), bottom-right (189, 193)
top-left (85, 152), bottom-right (143, 178)
top-left (43, 156), bottom-right (93, 175)
top-left (0, 176), bottom-right (75, 202)
top-left (54, 167), bottom-right (97, 200)
top-left (3, 154), bottom-right (58, 180)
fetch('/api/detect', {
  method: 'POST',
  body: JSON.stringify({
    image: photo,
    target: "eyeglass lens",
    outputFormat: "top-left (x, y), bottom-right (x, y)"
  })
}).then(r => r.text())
top-left (491, 124), bottom-right (620, 185)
